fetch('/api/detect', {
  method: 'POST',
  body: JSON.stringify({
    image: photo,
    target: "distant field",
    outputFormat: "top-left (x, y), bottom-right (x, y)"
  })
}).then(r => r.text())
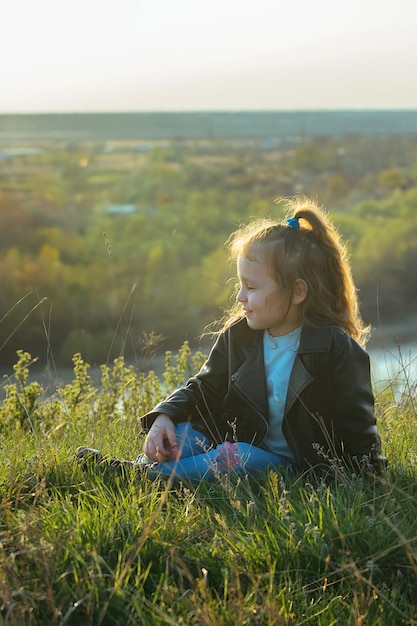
top-left (1, 110), bottom-right (417, 141)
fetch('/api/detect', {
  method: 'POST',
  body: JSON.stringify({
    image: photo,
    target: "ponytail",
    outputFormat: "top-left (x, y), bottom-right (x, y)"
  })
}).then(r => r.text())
top-left (284, 197), bottom-right (369, 345)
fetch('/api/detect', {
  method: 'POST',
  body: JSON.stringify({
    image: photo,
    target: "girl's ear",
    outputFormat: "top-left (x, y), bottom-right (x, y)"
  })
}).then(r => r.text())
top-left (292, 278), bottom-right (308, 305)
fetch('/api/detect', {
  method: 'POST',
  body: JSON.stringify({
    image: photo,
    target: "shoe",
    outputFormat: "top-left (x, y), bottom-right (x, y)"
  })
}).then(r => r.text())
top-left (75, 446), bottom-right (102, 466)
top-left (213, 442), bottom-right (241, 473)
top-left (107, 457), bottom-right (135, 476)
top-left (75, 446), bottom-right (134, 477)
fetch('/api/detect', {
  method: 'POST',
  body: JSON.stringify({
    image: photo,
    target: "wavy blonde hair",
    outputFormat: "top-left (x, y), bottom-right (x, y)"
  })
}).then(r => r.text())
top-left (217, 196), bottom-right (369, 346)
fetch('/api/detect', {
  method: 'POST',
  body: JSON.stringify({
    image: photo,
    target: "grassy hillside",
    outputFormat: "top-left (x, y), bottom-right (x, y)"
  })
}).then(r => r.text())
top-left (0, 346), bottom-right (416, 625)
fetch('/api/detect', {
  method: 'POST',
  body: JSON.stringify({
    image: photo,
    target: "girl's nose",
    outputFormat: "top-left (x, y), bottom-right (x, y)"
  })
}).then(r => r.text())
top-left (236, 287), bottom-right (246, 302)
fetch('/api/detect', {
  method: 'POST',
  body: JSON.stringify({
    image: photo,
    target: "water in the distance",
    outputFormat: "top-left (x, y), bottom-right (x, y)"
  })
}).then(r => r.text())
top-left (368, 325), bottom-right (417, 400)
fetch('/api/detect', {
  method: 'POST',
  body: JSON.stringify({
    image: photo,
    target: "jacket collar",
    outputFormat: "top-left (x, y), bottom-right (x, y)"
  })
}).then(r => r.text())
top-left (299, 324), bottom-right (334, 353)
top-left (233, 323), bottom-right (335, 417)
top-left (231, 332), bottom-right (268, 418)
top-left (286, 325), bottom-right (333, 412)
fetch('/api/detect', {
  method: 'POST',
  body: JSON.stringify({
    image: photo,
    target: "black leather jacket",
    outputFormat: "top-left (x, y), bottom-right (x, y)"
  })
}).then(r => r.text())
top-left (143, 319), bottom-right (386, 474)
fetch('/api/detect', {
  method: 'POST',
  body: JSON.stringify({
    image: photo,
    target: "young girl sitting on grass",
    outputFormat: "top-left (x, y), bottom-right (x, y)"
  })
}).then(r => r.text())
top-left (77, 197), bottom-right (386, 483)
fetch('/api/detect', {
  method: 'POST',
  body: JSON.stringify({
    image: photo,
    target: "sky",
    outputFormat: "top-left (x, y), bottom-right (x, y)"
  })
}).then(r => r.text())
top-left (2, 0), bottom-right (417, 113)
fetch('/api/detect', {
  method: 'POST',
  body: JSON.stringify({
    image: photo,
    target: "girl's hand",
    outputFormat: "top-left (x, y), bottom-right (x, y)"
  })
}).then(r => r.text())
top-left (143, 414), bottom-right (181, 462)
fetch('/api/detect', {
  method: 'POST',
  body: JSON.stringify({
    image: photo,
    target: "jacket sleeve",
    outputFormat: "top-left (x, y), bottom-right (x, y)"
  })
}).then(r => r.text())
top-left (141, 330), bottom-right (231, 434)
top-left (332, 332), bottom-right (386, 473)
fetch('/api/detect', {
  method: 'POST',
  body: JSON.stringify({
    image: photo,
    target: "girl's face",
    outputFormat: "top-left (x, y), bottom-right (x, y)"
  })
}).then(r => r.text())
top-left (236, 252), bottom-right (304, 336)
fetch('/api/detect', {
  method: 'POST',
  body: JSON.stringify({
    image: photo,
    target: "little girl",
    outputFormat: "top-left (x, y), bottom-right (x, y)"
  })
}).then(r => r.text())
top-left (77, 197), bottom-right (386, 482)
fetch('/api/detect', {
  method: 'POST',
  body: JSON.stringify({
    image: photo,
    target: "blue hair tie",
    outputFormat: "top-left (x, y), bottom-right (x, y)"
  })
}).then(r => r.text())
top-left (287, 216), bottom-right (300, 229)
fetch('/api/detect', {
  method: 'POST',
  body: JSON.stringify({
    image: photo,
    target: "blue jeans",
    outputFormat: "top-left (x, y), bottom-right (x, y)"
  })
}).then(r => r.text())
top-left (136, 422), bottom-right (294, 484)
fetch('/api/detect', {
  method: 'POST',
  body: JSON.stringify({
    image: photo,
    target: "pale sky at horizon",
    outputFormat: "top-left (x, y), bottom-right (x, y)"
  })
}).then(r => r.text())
top-left (2, 0), bottom-right (417, 113)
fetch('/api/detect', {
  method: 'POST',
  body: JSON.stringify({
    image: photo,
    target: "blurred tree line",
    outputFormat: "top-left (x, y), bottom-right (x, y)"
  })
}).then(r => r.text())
top-left (1, 134), bottom-right (417, 366)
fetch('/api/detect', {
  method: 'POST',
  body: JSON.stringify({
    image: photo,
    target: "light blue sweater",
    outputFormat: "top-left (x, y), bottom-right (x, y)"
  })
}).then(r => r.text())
top-left (262, 326), bottom-right (302, 460)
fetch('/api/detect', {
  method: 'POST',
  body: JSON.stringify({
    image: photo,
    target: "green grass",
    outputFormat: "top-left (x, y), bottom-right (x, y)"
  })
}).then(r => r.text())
top-left (1, 346), bottom-right (417, 625)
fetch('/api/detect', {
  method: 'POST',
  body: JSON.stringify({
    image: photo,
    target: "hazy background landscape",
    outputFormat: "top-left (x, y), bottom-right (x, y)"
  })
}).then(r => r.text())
top-left (1, 110), bottom-right (417, 389)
